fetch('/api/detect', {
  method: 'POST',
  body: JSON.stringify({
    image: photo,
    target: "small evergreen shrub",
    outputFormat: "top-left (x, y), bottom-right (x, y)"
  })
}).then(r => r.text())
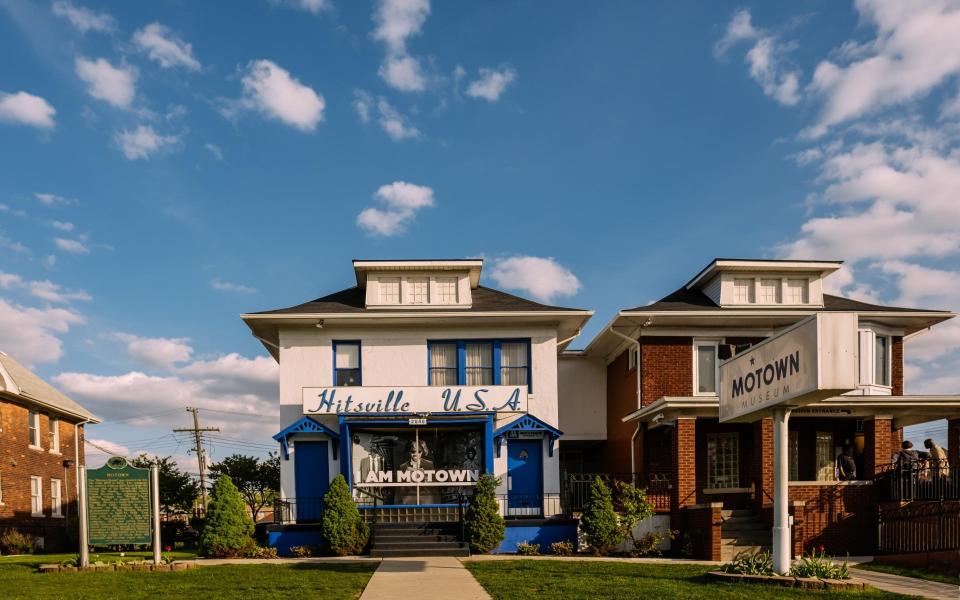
top-left (200, 475), bottom-right (256, 557)
top-left (789, 549), bottom-right (850, 579)
top-left (580, 477), bottom-right (622, 555)
top-left (720, 550), bottom-right (775, 576)
top-left (464, 473), bottom-right (506, 554)
top-left (321, 474), bottom-right (369, 556)
top-left (0, 530), bottom-right (36, 554)
top-left (516, 541), bottom-right (540, 555)
top-left (549, 540), bottom-right (574, 556)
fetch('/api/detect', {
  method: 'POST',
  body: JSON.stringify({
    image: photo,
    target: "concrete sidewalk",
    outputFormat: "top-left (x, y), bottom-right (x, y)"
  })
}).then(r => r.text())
top-left (360, 557), bottom-right (490, 600)
top-left (851, 568), bottom-right (958, 600)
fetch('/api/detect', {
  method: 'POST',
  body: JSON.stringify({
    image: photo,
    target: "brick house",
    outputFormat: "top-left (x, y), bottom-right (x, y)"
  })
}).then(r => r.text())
top-left (561, 259), bottom-right (960, 559)
top-left (0, 351), bottom-right (99, 551)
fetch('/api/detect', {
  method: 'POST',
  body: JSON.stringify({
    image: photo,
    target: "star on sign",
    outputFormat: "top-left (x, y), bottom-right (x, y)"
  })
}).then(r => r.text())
top-left (749, 357), bottom-right (756, 366)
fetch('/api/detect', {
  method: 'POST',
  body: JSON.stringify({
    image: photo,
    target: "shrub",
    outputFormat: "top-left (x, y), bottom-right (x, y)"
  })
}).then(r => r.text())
top-left (248, 545), bottom-right (279, 559)
top-left (516, 541), bottom-right (540, 555)
top-left (629, 529), bottom-right (677, 558)
top-left (321, 474), bottom-right (369, 556)
top-left (549, 540), bottom-right (573, 556)
top-left (720, 550), bottom-right (774, 576)
top-left (200, 475), bottom-right (256, 557)
top-left (0, 530), bottom-right (36, 554)
top-left (464, 473), bottom-right (506, 554)
top-left (289, 545), bottom-right (313, 558)
top-left (789, 549), bottom-right (850, 579)
top-left (580, 477), bottom-right (622, 555)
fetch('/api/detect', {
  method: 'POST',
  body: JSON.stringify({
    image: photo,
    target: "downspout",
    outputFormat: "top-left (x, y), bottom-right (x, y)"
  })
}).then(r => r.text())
top-left (608, 323), bottom-right (645, 482)
top-left (630, 423), bottom-right (641, 485)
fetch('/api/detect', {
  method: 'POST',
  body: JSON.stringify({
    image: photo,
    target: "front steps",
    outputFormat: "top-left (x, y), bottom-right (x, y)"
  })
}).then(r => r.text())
top-left (370, 522), bottom-right (469, 558)
top-left (720, 509), bottom-right (771, 561)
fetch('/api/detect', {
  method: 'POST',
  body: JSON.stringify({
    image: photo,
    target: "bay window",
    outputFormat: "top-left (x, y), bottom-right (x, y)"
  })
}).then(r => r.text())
top-left (333, 341), bottom-right (361, 386)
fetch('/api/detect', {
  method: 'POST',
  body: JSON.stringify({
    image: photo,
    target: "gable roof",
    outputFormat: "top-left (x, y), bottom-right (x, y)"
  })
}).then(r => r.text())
top-left (0, 352), bottom-right (100, 422)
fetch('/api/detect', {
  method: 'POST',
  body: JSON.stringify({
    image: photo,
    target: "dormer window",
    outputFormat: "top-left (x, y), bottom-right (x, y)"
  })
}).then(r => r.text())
top-left (758, 279), bottom-right (781, 304)
top-left (409, 278), bottom-right (430, 304)
top-left (436, 277), bottom-right (458, 303)
top-left (785, 279), bottom-right (809, 304)
top-left (733, 279), bottom-right (755, 304)
top-left (379, 278), bottom-right (401, 304)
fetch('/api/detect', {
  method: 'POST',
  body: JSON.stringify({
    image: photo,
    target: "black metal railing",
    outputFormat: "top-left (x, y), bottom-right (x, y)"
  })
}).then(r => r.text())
top-left (879, 501), bottom-right (960, 554)
top-left (878, 459), bottom-right (960, 501)
top-left (562, 472), bottom-right (671, 515)
top-left (272, 497), bottom-right (325, 524)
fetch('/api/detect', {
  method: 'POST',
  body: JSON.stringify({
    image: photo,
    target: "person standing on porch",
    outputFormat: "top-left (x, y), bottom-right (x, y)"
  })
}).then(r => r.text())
top-left (924, 438), bottom-right (949, 478)
top-left (894, 441), bottom-right (926, 470)
top-left (836, 445), bottom-right (857, 481)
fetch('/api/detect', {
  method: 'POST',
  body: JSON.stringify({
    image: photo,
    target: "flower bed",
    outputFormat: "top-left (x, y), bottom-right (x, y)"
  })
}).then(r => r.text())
top-left (39, 562), bottom-right (198, 573)
top-left (707, 570), bottom-right (867, 591)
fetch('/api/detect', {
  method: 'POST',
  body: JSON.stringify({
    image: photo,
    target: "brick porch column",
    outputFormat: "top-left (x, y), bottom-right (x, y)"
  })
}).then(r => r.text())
top-left (864, 417), bottom-right (894, 477)
top-left (672, 418), bottom-right (697, 511)
top-left (753, 418), bottom-right (774, 510)
top-left (948, 419), bottom-right (960, 468)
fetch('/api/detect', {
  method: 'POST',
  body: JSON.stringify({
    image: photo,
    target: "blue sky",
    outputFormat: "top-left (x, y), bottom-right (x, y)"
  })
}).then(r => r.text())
top-left (1, 0), bottom-right (958, 469)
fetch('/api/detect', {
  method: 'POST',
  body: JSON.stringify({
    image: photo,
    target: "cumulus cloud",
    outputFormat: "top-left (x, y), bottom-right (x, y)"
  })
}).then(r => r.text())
top-left (112, 332), bottom-right (193, 370)
top-left (84, 438), bottom-right (131, 467)
top-left (114, 125), bottom-right (181, 160)
top-left (268, 0), bottom-right (332, 14)
top-left (210, 278), bottom-right (257, 294)
top-left (372, 0), bottom-right (431, 92)
top-left (488, 256), bottom-right (581, 304)
top-left (34, 192), bottom-right (75, 206)
top-left (465, 66), bottom-right (517, 102)
top-left (51, 220), bottom-right (74, 231)
top-left (238, 59), bottom-right (325, 131)
top-left (74, 57), bottom-right (137, 109)
top-left (54, 238), bottom-right (90, 254)
top-left (714, 9), bottom-right (758, 59)
top-left (51, 1), bottom-right (116, 34)
top-left (0, 271), bottom-right (91, 304)
top-left (378, 54), bottom-right (427, 92)
top-left (357, 181), bottom-right (434, 236)
top-left (714, 9), bottom-right (801, 106)
top-left (0, 297), bottom-right (84, 365)
top-left (355, 91), bottom-right (421, 141)
top-left (132, 23), bottom-right (201, 71)
top-left (0, 91), bottom-right (56, 129)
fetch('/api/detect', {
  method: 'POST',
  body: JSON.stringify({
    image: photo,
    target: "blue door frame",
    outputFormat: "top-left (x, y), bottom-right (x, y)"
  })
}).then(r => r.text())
top-left (294, 441), bottom-right (329, 522)
top-left (507, 439), bottom-right (543, 513)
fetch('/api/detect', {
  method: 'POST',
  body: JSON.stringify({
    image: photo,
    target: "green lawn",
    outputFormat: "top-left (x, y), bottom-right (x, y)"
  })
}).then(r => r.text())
top-left (855, 562), bottom-right (959, 586)
top-left (465, 560), bottom-right (916, 600)
top-left (0, 553), bottom-right (377, 600)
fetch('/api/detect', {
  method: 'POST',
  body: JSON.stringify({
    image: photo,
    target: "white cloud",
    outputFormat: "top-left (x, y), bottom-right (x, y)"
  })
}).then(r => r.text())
top-left (51, 1), bottom-right (116, 34)
top-left (714, 9), bottom-right (801, 106)
top-left (84, 438), bottom-right (131, 467)
top-left (378, 54), bottom-right (427, 92)
top-left (488, 256), bottom-right (581, 304)
top-left (54, 237), bottom-right (90, 254)
top-left (714, 9), bottom-right (758, 59)
top-left (132, 23), bottom-right (201, 71)
top-left (74, 57), bottom-right (137, 109)
top-left (372, 0), bottom-right (431, 92)
top-left (239, 59), bottom-right (325, 131)
top-left (210, 278), bottom-right (257, 294)
top-left (51, 220), bottom-right (74, 231)
top-left (114, 125), bottom-right (181, 160)
top-left (354, 89), bottom-right (373, 123)
top-left (806, 0), bottom-right (960, 136)
top-left (356, 181), bottom-right (434, 236)
top-left (878, 261), bottom-right (960, 309)
top-left (112, 332), bottom-right (193, 370)
top-left (204, 143), bottom-right (223, 160)
top-left (376, 98), bottom-right (421, 140)
top-left (34, 192), bottom-right (74, 206)
top-left (268, 0), bottom-right (332, 14)
top-left (0, 91), bottom-right (56, 129)
top-left (0, 203), bottom-right (27, 218)
top-left (0, 297), bottom-right (84, 365)
top-left (27, 280), bottom-right (91, 304)
top-left (465, 66), bottom-right (517, 102)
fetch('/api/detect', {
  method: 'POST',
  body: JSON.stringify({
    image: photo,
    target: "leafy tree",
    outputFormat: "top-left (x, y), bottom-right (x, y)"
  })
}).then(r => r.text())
top-left (209, 453), bottom-right (280, 521)
top-left (321, 474), bottom-right (369, 556)
top-left (464, 473), bottom-right (505, 553)
top-left (580, 476), bottom-right (622, 555)
top-left (130, 454), bottom-right (199, 514)
top-left (199, 475), bottom-right (255, 557)
top-left (612, 480), bottom-right (658, 556)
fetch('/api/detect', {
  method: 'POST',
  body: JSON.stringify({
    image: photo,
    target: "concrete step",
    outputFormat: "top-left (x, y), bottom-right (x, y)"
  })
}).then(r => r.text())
top-left (722, 534), bottom-right (771, 546)
top-left (370, 547), bottom-right (470, 558)
top-left (375, 533), bottom-right (459, 542)
top-left (372, 541), bottom-right (466, 551)
top-left (721, 546), bottom-right (770, 561)
top-left (720, 509), bottom-right (755, 519)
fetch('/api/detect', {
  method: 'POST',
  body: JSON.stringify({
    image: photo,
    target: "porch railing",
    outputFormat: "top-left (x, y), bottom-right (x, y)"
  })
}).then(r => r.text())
top-left (562, 472), bottom-right (672, 515)
top-left (879, 501), bottom-right (960, 554)
top-left (495, 493), bottom-right (562, 518)
top-left (877, 459), bottom-right (960, 501)
top-left (272, 497), bottom-right (325, 524)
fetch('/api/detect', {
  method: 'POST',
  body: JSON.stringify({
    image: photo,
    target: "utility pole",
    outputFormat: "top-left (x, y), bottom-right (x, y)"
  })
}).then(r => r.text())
top-left (173, 407), bottom-right (219, 510)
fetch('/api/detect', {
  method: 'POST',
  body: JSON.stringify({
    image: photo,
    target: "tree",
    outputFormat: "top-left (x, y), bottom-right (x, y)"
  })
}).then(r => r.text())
top-left (200, 475), bottom-right (255, 557)
top-left (321, 474), bottom-right (369, 556)
top-left (612, 480), bottom-right (658, 555)
top-left (208, 453), bottom-right (280, 521)
top-left (130, 454), bottom-right (199, 514)
top-left (464, 473), bottom-right (505, 553)
top-left (580, 476), bottom-right (622, 555)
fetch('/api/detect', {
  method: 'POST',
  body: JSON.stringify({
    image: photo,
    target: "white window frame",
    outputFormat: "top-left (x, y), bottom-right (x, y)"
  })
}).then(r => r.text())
top-left (436, 277), bottom-right (458, 304)
top-left (627, 346), bottom-right (638, 371)
top-left (693, 339), bottom-right (720, 397)
top-left (857, 327), bottom-right (893, 389)
top-left (785, 278), bottom-right (809, 304)
top-left (30, 476), bottom-right (43, 516)
top-left (28, 410), bottom-right (41, 449)
top-left (378, 277), bottom-right (401, 305)
top-left (757, 278), bottom-right (781, 304)
top-left (51, 479), bottom-right (62, 518)
top-left (408, 277), bottom-right (430, 305)
top-left (49, 416), bottom-right (60, 454)
top-left (732, 278), bottom-right (755, 304)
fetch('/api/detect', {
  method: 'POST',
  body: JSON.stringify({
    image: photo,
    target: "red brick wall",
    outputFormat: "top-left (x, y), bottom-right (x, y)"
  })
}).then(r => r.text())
top-left (672, 418), bottom-right (697, 513)
top-left (789, 484), bottom-right (876, 555)
top-left (892, 336), bottom-right (903, 396)
top-left (640, 336), bottom-right (692, 405)
top-left (683, 503), bottom-right (722, 560)
top-left (865, 418), bottom-right (894, 477)
top-left (603, 350), bottom-right (638, 474)
top-left (0, 397), bottom-right (85, 550)
top-left (752, 418), bottom-right (774, 509)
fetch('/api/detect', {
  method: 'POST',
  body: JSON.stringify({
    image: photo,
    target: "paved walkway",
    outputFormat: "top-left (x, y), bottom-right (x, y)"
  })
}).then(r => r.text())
top-left (851, 568), bottom-right (958, 600)
top-left (360, 557), bottom-right (490, 600)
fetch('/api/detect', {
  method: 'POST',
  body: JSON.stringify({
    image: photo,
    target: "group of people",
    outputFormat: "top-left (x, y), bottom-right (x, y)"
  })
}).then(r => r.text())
top-left (834, 438), bottom-right (949, 481)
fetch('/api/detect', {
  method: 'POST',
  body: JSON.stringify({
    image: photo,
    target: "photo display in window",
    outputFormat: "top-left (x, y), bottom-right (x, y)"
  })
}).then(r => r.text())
top-left (351, 425), bottom-right (484, 505)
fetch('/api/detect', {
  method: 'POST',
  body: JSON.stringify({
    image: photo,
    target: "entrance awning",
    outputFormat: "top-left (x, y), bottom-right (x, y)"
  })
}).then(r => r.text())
top-left (494, 414), bottom-right (562, 458)
top-left (273, 416), bottom-right (340, 460)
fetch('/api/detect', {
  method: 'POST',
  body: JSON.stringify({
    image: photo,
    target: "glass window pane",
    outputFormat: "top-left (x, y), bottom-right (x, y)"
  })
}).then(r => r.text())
top-left (816, 432), bottom-right (834, 481)
top-left (500, 342), bottom-right (529, 386)
top-left (429, 343), bottom-right (458, 386)
top-left (379, 278), bottom-right (400, 304)
top-left (733, 278), bottom-right (755, 303)
top-left (786, 279), bottom-right (808, 303)
top-left (758, 279), bottom-right (781, 304)
top-left (437, 278), bottom-right (458, 303)
top-left (336, 344), bottom-right (359, 369)
top-left (409, 278), bottom-right (429, 304)
top-left (707, 433), bottom-right (739, 488)
top-left (465, 343), bottom-right (492, 385)
top-left (697, 344), bottom-right (716, 394)
top-left (336, 369), bottom-right (360, 386)
top-left (875, 336), bottom-right (889, 385)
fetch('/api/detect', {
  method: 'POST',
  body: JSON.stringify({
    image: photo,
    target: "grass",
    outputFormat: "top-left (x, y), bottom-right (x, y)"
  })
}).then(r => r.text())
top-left (854, 561), bottom-right (959, 586)
top-left (465, 560), bottom-right (916, 599)
top-left (0, 552), bottom-right (377, 600)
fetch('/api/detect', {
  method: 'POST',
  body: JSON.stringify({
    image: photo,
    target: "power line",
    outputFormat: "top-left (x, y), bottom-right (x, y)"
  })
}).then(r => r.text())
top-left (173, 408), bottom-right (219, 509)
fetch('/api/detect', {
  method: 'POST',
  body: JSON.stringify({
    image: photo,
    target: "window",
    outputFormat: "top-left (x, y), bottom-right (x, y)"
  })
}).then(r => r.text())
top-left (429, 343), bottom-right (458, 386)
top-left (465, 343), bottom-right (493, 385)
top-left (785, 279), bottom-right (809, 304)
top-left (875, 335), bottom-right (890, 386)
top-left (758, 279), bottom-right (781, 304)
top-left (815, 432), bottom-right (835, 482)
top-left (409, 277), bottom-right (429, 304)
top-left (30, 476), bottom-right (42, 516)
top-left (28, 410), bottom-right (40, 448)
top-left (333, 342), bottom-right (361, 386)
top-left (694, 341), bottom-right (719, 395)
top-left (49, 416), bottom-right (59, 453)
top-left (436, 277), bottom-right (458, 303)
top-left (707, 433), bottom-right (740, 488)
top-left (378, 277), bottom-right (401, 304)
top-left (500, 342), bottom-right (529, 386)
top-left (627, 346), bottom-right (638, 371)
top-left (51, 479), bottom-right (62, 517)
top-left (733, 278), bottom-right (755, 303)
top-left (789, 430), bottom-right (799, 481)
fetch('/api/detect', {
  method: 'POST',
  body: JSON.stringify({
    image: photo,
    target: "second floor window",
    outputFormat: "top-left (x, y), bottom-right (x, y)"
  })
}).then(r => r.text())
top-left (334, 342), bottom-right (361, 386)
top-left (428, 340), bottom-right (531, 390)
top-left (733, 278), bottom-right (755, 303)
top-left (785, 278), bottom-right (809, 303)
top-left (49, 417), bottom-right (60, 453)
top-left (694, 340), bottom-right (718, 395)
top-left (436, 278), bottom-right (457, 303)
top-left (28, 410), bottom-right (40, 447)
top-left (379, 278), bottom-right (401, 304)
top-left (465, 343), bottom-right (493, 385)
top-left (875, 335), bottom-right (890, 386)
top-left (758, 279), bottom-right (781, 304)
top-left (409, 278), bottom-right (429, 304)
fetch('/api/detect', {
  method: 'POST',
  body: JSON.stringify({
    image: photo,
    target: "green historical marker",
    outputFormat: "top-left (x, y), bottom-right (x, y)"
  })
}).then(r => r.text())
top-left (85, 456), bottom-right (152, 546)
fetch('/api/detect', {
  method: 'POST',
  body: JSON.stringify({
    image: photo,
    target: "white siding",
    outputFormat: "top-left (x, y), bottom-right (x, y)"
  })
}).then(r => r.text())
top-left (557, 354), bottom-right (606, 440)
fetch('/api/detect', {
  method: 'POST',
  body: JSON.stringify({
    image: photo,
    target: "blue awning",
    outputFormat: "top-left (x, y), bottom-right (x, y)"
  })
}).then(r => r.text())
top-left (272, 416), bottom-right (340, 460)
top-left (494, 414), bottom-right (563, 458)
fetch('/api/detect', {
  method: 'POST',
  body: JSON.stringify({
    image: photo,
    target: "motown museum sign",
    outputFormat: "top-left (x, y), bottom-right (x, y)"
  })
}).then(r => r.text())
top-left (303, 385), bottom-right (527, 416)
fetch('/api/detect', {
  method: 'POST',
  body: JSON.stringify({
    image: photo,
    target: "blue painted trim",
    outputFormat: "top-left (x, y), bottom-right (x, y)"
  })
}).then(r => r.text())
top-left (484, 414), bottom-right (494, 473)
top-left (457, 341), bottom-right (466, 385)
top-left (341, 415), bottom-right (493, 425)
top-left (494, 414), bottom-right (563, 458)
top-left (339, 418), bottom-right (352, 486)
top-left (427, 338), bottom-right (531, 392)
top-left (332, 340), bottom-right (362, 386)
top-left (272, 417), bottom-right (340, 460)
